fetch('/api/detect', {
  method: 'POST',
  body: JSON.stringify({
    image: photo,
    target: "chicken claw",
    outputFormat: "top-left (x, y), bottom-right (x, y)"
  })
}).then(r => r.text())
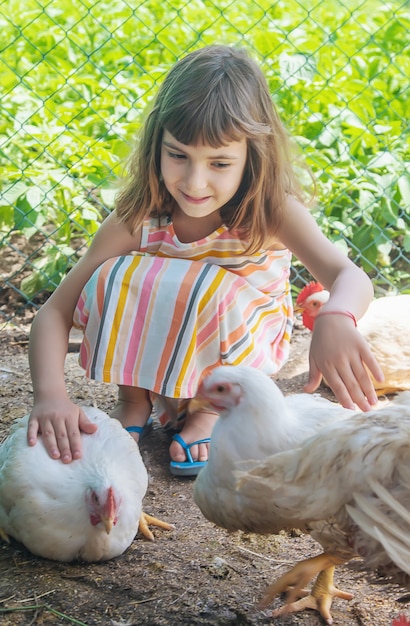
top-left (138, 512), bottom-right (175, 541)
top-left (0, 527), bottom-right (10, 543)
top-left (260, 554), bottom-right (353, 625)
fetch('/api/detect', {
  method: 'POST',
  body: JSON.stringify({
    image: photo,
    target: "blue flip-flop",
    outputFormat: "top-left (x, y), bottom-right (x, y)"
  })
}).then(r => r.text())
top-left (170, 433), bottom-right (211, 477)
top-left (125, 416), bottom-right (154, 439)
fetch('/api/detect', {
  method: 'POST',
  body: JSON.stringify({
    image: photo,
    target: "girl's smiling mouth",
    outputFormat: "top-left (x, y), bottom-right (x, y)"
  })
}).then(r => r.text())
top-left (181, 191), bottom-right (212, 204)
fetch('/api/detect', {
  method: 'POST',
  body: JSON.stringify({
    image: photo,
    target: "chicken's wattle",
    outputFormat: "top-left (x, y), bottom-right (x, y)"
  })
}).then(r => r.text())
top-left (88, 486), bottom-right (118, 533)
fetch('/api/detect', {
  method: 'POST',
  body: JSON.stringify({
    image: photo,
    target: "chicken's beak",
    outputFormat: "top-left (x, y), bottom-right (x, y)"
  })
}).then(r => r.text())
top-left (188, 395), bottom-right (211, 414)
top-left (101, 515), bottom-right (114, 535)
top-left (101, 486), bottom-right (116, 534)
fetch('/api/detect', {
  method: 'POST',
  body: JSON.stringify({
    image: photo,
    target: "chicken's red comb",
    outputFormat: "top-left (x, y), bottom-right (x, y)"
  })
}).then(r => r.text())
top-left (392, 615), bottom-right (410, 626)
top-left (296, 281), bottom-right (324, 305)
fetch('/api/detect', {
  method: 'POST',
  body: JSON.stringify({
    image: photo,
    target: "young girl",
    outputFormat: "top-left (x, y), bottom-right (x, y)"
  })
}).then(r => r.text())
top-left (27, 45), bottom-right (383, 476)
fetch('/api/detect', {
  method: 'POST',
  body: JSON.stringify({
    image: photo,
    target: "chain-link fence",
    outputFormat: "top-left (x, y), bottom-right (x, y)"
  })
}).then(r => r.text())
top-left (1, 0), bottom-right (409, 331)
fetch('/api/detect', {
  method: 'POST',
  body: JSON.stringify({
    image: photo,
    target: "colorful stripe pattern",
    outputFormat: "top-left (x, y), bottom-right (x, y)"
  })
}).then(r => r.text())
top-left (74, 217), bottom-right (293, 410)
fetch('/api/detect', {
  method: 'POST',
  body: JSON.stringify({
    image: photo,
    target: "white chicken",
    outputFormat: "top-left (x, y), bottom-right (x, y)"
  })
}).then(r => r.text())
top-left (192, 366), bottom-right (410, 624)
top-left (295, 281), bottom-right (410, 395)
top-left (192, 365), bottom-right (355, 531)
top-left (236, 393), bottom-right (410, 623)
top-left (0, 407), bottom-right (173, 562)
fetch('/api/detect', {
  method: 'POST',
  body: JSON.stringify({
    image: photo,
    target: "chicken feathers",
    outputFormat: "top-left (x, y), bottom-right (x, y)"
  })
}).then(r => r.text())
top-left (235, 392), bottom-right (410, 620)
top-left (236, 397), bottom-right (410, 573)
top-left (193, 365), bottom-right (355, 532)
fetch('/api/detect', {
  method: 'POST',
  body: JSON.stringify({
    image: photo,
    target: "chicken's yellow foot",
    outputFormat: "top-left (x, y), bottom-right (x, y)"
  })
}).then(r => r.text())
top-left (0, 527), bottom-right (10, 543)
top-left (260, 554), bottom-right (352, 625)
top-left (138, 512), bottom-right (175, 541)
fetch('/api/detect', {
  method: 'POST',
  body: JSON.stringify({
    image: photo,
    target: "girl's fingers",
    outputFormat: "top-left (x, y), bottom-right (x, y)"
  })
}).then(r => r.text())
top-left (304, 361), bottom-right (323, 394)
top-left (325, 361), bottom-right (375, 412)
top-left (54, 427), bottom-right (73, 463)
top-left (27, 418), bottom-right (39, 447)
top-left (63, 426), bottom-right (84, 461)
top-left (324, 372), bottom-right (357, 410)
top-left (350, 363), bottom-right (378, 408)
top-left (79, 407), bottom-right (99, 435)
top-left (38, 421), bottom-right (62, 459)
top-left (28, 414), bottom-right (85, 463)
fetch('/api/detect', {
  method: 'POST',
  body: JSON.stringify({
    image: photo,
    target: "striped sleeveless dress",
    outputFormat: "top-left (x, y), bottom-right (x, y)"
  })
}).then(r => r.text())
top-left (73, 216), bottom-right (293, 428)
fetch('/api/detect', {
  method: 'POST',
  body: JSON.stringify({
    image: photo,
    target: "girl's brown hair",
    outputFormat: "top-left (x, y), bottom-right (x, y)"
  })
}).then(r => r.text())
top-left (116, 45), bottom-right (308, 253)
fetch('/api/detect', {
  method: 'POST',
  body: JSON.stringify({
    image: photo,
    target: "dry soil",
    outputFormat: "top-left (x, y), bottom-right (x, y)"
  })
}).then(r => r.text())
top-left (0, 326), bottom-right (409, 626)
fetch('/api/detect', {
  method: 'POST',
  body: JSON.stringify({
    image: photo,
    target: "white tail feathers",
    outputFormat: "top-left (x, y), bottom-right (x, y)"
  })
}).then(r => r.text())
top-left (373, 527), bottom-right (410, 576)
top-left (346, 478), bottom-right (410, 576)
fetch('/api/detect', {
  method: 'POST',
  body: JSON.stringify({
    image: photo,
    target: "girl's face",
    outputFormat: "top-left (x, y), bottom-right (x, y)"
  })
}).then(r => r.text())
top-left (160, 130), bottom-right (247, 219)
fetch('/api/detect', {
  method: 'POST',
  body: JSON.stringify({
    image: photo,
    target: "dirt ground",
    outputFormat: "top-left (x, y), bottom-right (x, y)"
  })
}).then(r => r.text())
top-left (0, 324), bottom-right (409, 626)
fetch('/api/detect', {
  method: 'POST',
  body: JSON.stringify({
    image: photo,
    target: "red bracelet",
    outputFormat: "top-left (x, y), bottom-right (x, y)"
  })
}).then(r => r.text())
top-left (315, 310), bottom-right (357, 327)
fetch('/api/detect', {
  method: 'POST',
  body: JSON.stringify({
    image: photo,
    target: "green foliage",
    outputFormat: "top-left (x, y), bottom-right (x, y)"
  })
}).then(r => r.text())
top-left (20, 244), bottom-right (77, 295)
top-left (0, 0), bottom-right (409, 299)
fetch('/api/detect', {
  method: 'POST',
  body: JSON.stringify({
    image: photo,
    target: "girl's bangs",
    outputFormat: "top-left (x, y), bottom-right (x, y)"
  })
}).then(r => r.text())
top-left (164, 102), bottom-right (246, 148)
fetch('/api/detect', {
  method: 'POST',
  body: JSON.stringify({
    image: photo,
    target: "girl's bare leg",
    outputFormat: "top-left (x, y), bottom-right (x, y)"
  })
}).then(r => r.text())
top-left (110, 385), bottom-right (152, 442)
top-left (169, 410), bottom-right (219, 463)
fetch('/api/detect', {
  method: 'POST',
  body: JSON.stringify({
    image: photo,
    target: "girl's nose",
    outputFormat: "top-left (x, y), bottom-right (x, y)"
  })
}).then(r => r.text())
top-left (185, 164), bottom-right (207, 192)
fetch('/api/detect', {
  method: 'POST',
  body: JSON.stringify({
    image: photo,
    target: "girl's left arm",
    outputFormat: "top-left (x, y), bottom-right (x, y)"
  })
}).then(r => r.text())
top-left (277, 197), bottom-right (384, 411)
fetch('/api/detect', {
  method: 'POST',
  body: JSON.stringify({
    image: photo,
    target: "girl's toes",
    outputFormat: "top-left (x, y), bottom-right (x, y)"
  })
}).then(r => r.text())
top-left (169, 439), bottom-right (187, 463)
top-left (197, 442), bottom-right (209, 462)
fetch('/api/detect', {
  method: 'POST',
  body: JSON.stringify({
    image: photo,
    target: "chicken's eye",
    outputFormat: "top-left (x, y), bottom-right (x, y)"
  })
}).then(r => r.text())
top-left (216, 384), bottom-right (226, 393)
top-left (91, 492), bottom-right (99, 505)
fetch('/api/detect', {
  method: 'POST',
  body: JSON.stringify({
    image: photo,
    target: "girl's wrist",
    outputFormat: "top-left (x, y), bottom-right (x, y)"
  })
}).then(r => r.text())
top-left (315, 310), bottom-right (357, 327)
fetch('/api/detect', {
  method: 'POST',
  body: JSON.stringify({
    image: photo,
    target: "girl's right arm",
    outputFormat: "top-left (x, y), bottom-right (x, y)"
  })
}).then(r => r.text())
top-left (27, 211), bottom-right (143, 463)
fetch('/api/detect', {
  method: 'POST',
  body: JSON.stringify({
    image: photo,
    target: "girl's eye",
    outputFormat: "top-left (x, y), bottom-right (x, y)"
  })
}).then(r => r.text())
top-left (212, 162), bottom-right (230, 169)
top-left (168, 151), bottom-right (186, 160)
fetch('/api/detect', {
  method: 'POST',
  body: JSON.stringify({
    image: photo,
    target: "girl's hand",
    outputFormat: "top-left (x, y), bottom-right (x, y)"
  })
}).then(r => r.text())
top-left (27, 399), bottom-right (98, 463)
top-left (304, 315), bottom-right (384, 412)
